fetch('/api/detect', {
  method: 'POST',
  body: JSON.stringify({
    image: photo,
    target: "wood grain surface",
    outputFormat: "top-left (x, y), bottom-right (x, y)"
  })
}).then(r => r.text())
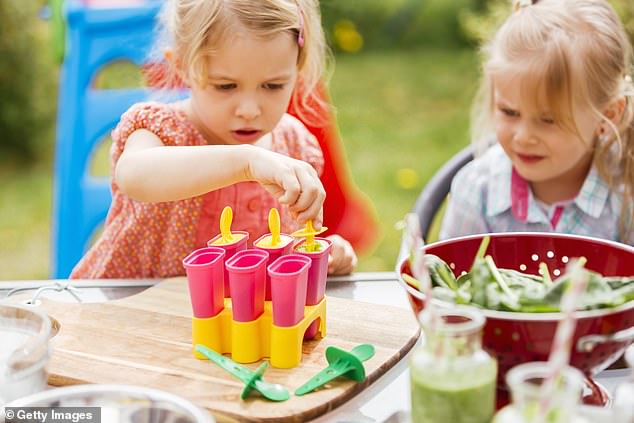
top-left (23, 278), bottom-right (420, 422)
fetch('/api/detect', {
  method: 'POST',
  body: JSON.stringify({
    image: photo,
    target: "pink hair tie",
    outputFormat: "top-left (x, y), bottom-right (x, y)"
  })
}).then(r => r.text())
top-left (297, 4), bottom-right (305, 48)
top-left (515, 0), bottom-right (536, 10)
top-left (624, 75), bottom-right (634, 97)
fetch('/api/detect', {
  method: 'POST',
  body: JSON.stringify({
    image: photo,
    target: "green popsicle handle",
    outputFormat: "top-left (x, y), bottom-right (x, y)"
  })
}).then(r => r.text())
top-left (195, 344), bottom-right (290, 402)
top-left (294, 344), bottom-right (375, 396)
top-left (196, 344), bottom-right (252, 384)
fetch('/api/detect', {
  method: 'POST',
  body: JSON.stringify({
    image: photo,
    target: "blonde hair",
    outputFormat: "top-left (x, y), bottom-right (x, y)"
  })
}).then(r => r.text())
top-left (472, 0), bottom-right (634, 240)
top-left (152, 0), bottom-right (331, 125)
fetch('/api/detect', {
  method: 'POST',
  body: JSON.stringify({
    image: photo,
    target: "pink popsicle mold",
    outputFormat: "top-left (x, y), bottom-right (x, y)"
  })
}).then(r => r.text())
top-left (268, 254), bottom-right (311, 327)
top-left (253, 233), bottom-right (295, 301)
top-left (182, 246), bottom-right (226, 318)
top-left (225, 249), bottom-right (269, 322)
top-left (207, 231), bottom-right (249, 297)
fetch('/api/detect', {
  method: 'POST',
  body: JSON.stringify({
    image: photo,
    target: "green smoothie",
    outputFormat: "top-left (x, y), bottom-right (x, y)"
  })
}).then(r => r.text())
top-left (410, 368), bottom-right (496, 423)
top-left (410, 308), bottom-right (497, 423)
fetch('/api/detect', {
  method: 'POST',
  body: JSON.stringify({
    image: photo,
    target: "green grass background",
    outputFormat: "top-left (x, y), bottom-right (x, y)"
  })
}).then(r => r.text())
top-left (330, 48), bottom-right (479, 271)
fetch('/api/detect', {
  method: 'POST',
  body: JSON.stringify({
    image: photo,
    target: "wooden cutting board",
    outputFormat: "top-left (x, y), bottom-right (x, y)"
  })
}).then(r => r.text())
top-left (18, 278), bottom-right (419, 422)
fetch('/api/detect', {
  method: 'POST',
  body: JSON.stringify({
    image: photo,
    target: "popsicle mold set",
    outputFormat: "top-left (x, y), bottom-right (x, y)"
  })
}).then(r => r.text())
top-left (183, 207), bottom-right (332, 369)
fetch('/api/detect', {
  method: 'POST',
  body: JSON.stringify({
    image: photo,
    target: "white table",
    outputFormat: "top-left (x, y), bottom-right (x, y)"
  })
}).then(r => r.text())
top-left (1, 274), bottom-right (630, 423)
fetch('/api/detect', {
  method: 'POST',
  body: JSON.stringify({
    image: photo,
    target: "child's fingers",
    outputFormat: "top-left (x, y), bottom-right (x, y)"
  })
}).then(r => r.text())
top-left (275, 173), bottom-right (301, 205)
top-left (331, 260), bottom-right (355, 276)
top-left (289, 209), bottom-right (323, 229)
top-left (310, 208), bottom-right (324, 229)
top-left (289, 183), bottom-right (321, 210)
top-left (295, 203), bottom-right (323, 228)
top-left (291, 185), bottom-right (324, 219)
top-left (261, 183), bottom-right (285, 199)
top-left (327, 246), bottom-right (343, 274)
top-left (327, 237), bottom-right (357, 275)
top-left (289, 167), bottom-right (325, 221)
top-left (338, 253), bottom-right (357, 275)
top-left (315, 209), bottom-right (323, 229)
top-left (256, 154), bottom-right (323, 223)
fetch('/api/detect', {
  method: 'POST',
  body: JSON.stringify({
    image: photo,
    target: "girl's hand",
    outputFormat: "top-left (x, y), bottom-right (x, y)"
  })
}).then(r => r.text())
top-left (326, 235), bottom-right (357, 275)
top-left (248, 148), bottom-right (326, 227)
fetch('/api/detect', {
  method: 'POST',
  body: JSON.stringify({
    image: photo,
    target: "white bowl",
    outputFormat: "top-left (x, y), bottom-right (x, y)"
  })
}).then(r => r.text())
top-left (4, 384), bottom-right (215, 423)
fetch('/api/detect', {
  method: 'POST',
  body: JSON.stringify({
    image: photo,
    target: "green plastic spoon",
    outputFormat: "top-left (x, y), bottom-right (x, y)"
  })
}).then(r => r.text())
top-left (295, 343), bottom-right (375, 396)
top-left (195, 345), bottom-right (290, 402)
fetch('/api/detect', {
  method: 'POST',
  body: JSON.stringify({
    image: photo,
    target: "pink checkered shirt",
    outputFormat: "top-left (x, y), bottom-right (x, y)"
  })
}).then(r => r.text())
top-left (440, 144), bottom-right (632, 245)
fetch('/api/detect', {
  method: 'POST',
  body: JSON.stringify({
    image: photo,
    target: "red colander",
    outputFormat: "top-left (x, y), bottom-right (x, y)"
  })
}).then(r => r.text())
top-left (397, 232), bottom-right (634, 406)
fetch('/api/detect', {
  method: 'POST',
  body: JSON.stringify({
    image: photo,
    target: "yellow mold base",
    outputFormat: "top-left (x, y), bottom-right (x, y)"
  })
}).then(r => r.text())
top-left (192, 297), bottom-right (326, 369)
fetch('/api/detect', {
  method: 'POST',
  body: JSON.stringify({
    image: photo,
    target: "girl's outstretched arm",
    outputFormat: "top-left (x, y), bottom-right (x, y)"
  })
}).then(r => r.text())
top-left (115, 128), bottom-right (325, 226)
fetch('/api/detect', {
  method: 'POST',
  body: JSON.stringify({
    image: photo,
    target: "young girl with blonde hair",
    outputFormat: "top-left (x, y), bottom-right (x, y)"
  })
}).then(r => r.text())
top-left (440, 0), bottom-right (634, 244)
top-left (71, 0), bottom-right (357, 278)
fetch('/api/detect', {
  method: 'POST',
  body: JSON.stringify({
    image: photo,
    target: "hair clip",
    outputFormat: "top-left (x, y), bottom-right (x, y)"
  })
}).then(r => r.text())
top-left (515, 0), bottom-right (536, 10)
top-left (297, 3), bottom-right (305, 48)
top-left (599, 133), bottom-right (611, 144)
top-left (623, 75), bottom-right (634, 97)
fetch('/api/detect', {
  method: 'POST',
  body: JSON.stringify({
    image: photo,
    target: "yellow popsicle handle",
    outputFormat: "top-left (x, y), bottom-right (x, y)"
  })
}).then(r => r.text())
top-left (219, 206), bottom-right (235, 243)
top-left (290, 222), bottom-right (327, 238)
top-left (290, 221), bottom-right (327, 252)
top-left (268, 208), bottom-right (281, 247)
top-left (305, 221), bottom-right (316, 248)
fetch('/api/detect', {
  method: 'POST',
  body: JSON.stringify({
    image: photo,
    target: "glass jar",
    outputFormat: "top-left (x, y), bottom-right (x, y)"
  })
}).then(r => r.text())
top-left (493, 362), bottom-right (589, 423)
top-left (0, 304), bottom-right (52, 405)
top-left (613, 345), bottom-right (634, 423)
top-left (409, 307), bottom-right (497, 423)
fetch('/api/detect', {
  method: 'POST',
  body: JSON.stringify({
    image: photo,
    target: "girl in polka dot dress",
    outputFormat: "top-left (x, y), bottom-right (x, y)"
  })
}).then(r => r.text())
top-left (71, 0), bottom-right (357, 279)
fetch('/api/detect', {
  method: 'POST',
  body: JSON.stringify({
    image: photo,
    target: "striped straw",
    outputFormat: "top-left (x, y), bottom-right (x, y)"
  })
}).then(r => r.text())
top-left (403, 213), bottom-right (437, 328)
top-left (538, 257), bottom-right (588, 421)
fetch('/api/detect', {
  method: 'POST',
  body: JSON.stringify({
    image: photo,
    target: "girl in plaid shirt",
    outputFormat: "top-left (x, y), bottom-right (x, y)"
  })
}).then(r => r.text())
top-left (441, 0), bottom-right (634, 245)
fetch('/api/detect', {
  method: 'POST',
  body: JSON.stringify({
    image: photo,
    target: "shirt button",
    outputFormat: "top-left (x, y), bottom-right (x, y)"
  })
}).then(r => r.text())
top-left (248, 198), bottom-right (260, 212)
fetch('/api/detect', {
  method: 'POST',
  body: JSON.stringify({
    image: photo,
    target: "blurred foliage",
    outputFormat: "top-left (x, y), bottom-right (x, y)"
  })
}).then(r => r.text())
top-left (459, 0), bottom-right (634, 45)
top-left (331, 48), bottom-right (479, 271)
top-left (0, 0), bottom-right (56, 164)
top-left (614, 0), bottom-right (634, 39)
top-left (321, 0), bottom-right (476, 52)
top-left (321, 0), bottom-right (634, 54)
